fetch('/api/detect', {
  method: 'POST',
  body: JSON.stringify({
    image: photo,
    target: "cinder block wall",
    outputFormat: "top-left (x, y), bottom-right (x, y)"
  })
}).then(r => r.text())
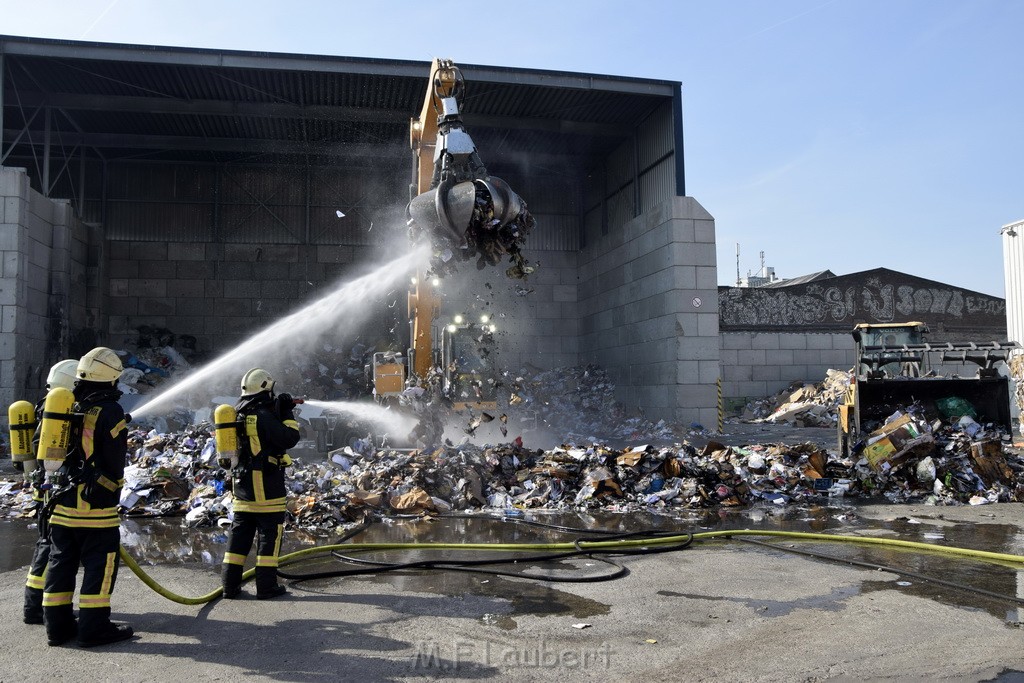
top-left (105, 242), bottom-right (386, 355)
top-left (436, 248), bottom-right (580, 377)
top-left (579, 197), bottom-right (720, 426)
top-left (0, 167), bottom-right (90, 409)
top-left (719, 331), bottom-right (853, 408)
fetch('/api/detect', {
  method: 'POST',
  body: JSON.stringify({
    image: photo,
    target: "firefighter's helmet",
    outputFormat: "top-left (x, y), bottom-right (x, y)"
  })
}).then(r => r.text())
top-left (77, 347), bottom-right (124, 383)
top-left (46, 359), bottom-right (79, 391)
top-left (241, 368), bottom-right (275, 397)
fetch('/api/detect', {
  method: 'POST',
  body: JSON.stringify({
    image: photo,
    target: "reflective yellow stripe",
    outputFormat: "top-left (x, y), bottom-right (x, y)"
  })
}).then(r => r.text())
top-left (245, 415), bottom-right (262, 457)
top-left (223, 552), bottom-right (247, 566)
top-left (52, 503), bottom-right (119, 518)
top-left (283, 419), bottom-right (298, 430)
top-left (233, 498), bottom-right (286, 514)
top-left (25, 574), bottom-right (45, 590)
top-left (79, 594), bottom-right (111, 609)
top-left (253, 470), bottom-right (266, 502)
top-left (42, 592), bottom-right (74, 607)
top-left (97, 474), bottom-right (118, 491)
top-left (49, 512), bottom-right (120, 529)
top-left (254, 523), bottom-right (284, 567)
top-left (100, 551), bottom-right (116, 598)
top-left (109, 419), bottom-right (126, 438)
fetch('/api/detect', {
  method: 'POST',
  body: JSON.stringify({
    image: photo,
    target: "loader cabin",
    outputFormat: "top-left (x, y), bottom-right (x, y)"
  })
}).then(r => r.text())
top-left (852, 322), bottom-right (930, 379)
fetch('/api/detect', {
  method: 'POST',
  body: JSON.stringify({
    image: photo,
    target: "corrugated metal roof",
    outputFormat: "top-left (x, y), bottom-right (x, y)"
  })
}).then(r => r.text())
top-left (2, 35), bottom-right (677, 172)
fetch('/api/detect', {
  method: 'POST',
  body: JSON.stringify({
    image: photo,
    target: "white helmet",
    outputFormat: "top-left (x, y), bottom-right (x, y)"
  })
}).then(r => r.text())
top-left (77, 347), bottom-right (124, 383)
top-left (46, 359), bottom-right (80, 391)
top-left (241, 368), bottom-right (275, 397)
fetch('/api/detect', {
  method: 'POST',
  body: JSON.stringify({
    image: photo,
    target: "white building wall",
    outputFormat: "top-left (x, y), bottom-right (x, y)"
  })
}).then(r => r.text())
top-left (1004, 219), bottom-right (1024, 348)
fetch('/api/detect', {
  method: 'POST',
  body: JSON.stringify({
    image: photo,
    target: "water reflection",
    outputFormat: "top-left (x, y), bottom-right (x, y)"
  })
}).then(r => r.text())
top-left (3, 503), bottom-right (1024, 624)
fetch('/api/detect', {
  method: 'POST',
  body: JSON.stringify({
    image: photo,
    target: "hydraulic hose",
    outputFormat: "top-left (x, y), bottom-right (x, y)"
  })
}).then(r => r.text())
top-left (118, 525), bottom-right (1024, 606)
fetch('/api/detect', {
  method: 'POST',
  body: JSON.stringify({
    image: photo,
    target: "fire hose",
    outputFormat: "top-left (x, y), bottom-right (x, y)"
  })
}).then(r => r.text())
top-left (118, 520), bottom-right (1024, 607)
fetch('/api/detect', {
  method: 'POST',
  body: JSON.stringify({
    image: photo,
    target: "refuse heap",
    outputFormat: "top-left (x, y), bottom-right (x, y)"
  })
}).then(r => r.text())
top-left (7, 362), bottom-right (1024, 531)
top-left (501, 364), bottom-right (679, 443)
top-left (740, 369), bottom-right (851, 427)
top-left (3, 417), bottom-right (1023, 531)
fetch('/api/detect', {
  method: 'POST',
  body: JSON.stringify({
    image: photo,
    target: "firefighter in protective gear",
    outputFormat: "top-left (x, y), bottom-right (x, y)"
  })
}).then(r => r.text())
top-left (18, 359), bottom-right (78, 625)
top-left (42, 347), bottom-right (134, 648)
top-left (222, 368), bottom-right (300, 600)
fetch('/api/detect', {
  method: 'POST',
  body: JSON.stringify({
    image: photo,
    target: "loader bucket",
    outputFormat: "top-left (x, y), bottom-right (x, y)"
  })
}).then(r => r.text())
top-left (856, 377), bottom-right (1012, 430)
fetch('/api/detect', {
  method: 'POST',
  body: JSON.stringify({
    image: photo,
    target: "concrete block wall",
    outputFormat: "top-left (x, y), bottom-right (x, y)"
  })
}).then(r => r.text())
top-left (579, 196), bottom-right (720, 426)
top-left (719, 331), bottom-right (853, 407)
top-left (436, 248), bottom-right (580, 376)
top-left (105, 241), bottom-right (386, 355)
top-left (0, 167), bottom-right (89, 409)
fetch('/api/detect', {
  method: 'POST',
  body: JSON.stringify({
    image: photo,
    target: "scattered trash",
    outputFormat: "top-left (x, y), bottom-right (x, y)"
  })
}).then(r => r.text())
top-left (5, 365), bottom-right (1024, 532)
top-left (571, 623), bottom-right (592, 630)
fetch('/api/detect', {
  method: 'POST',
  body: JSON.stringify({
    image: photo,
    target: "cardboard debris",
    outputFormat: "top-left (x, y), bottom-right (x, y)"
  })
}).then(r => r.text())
top-left (5, 365), bottom-right (1024, 532)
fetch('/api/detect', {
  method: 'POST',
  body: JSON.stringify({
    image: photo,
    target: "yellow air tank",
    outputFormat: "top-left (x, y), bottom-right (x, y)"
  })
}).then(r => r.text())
top-left (8, 400), bottom-right (37, 471)
top-left (36, 387), bottom-right (75, 471)
top-left (214, 404), bottom-right (239, 470)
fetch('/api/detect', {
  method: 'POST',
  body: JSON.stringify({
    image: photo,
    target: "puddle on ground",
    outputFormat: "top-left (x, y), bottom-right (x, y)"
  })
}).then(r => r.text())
top-left (4, 504), bottom-right (1024, 625)
top-left (657, 585), bottom-right (861, 617)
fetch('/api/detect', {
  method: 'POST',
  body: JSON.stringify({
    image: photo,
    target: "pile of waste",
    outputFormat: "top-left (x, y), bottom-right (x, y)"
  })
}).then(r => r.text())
top-left (500, 364), bottom-right (679, 443)
top-left (5, 400), bottom-right (1023, 533)
top-left (740, 369), bottom-right (850, 427)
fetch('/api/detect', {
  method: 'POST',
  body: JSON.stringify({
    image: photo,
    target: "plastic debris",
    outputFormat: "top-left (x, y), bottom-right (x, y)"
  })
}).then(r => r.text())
top-left (5, 364), bottom-right (1024, 531)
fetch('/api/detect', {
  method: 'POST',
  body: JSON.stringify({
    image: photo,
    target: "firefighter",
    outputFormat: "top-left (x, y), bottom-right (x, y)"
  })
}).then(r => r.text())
top-left (21, 359), bottom-right (79, 625)
top-left (42, 347), bottom-right (133, 648)
top-left (222, 368), bottom-right (300, 599)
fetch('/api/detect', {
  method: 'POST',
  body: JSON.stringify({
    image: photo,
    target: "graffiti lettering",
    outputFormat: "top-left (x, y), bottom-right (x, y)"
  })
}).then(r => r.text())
top-left (720, 280), bottom-right (1004, 328)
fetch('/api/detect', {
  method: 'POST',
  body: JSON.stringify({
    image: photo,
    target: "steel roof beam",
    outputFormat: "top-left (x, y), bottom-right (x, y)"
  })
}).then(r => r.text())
top-left (3, 128), bottom-right (591, 166)
top-left (8, 91), bottom-right (624, 136)
top-left (0, 36), bottom-right (678, 97)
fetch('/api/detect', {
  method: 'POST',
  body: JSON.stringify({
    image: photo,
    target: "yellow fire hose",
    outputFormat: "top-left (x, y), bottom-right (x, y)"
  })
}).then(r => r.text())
top-left (118, 528), bottom-right (1024, 606)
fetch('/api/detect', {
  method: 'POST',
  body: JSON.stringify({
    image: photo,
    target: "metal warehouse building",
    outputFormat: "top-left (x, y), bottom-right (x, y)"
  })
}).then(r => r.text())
top-left (0, 35), bottom-right (720, 426)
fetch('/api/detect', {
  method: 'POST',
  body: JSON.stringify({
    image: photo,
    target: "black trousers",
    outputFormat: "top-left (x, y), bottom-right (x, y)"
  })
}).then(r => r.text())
top-left (23, 504), bottom-right (51, 619)
top-left (43, 524), bottom-right (120, 638)
top-left (222, 510), bottom-right (284, 593)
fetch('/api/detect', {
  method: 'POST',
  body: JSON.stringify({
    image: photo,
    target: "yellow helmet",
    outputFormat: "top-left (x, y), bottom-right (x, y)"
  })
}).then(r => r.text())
top-left (77, 347), bottom-right (124, 383)
top-left (46, 359), bottom-right (80, 391)
top-left (241, 368), bottom-right (275, 397)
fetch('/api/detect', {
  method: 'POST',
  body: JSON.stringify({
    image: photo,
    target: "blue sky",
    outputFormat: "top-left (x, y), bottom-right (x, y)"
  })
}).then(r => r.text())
top-left (3, 0), bottom-right (1021, 296)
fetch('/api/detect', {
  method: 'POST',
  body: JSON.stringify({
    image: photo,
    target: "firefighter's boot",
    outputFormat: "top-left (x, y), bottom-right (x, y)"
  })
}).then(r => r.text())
top-left (255, 566), bottom-right (287, 600)
top-left (44, 605), bottom-right (77, 646)
top-left (222, 563), bottom-right (244, 599)
top-left (23, 586), bottom-right (43, 624)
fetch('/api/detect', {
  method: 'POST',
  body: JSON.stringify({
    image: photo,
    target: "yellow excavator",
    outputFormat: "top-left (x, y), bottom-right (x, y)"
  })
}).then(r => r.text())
top-left (372, 59), bottom-right (531, 414)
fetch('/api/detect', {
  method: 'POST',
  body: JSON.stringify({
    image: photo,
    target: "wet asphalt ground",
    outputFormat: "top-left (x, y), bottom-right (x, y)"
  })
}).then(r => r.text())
top-left (2, 424), bottom-right (1024, 681)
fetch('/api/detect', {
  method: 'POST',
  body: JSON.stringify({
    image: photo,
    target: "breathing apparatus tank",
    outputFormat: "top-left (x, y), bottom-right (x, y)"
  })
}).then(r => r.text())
top-left (214, 403), bottom-right (239, 470)
top-left (8, 400), bottom-right (37, 473)
top-left (36, 387), bottom-right (76, 473)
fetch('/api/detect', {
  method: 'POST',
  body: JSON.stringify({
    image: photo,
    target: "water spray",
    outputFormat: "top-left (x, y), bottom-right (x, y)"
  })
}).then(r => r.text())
top-left (130, 246), bottom-right (429, 419)
top-left (302, 399), bottom-right (419, 440)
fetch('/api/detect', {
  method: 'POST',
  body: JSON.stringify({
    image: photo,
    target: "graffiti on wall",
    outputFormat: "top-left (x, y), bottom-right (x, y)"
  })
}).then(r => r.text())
top-left (720, 275), bottom-right (1005, 329)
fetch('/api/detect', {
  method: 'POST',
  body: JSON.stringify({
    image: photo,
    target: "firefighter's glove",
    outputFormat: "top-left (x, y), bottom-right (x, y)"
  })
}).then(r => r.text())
top-left (275, 393), bottom-right (295, 420)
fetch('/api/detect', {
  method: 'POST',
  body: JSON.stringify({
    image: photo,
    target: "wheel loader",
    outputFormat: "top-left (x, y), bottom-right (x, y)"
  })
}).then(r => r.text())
top-left (836, 321), bottom-right (1020, 457)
